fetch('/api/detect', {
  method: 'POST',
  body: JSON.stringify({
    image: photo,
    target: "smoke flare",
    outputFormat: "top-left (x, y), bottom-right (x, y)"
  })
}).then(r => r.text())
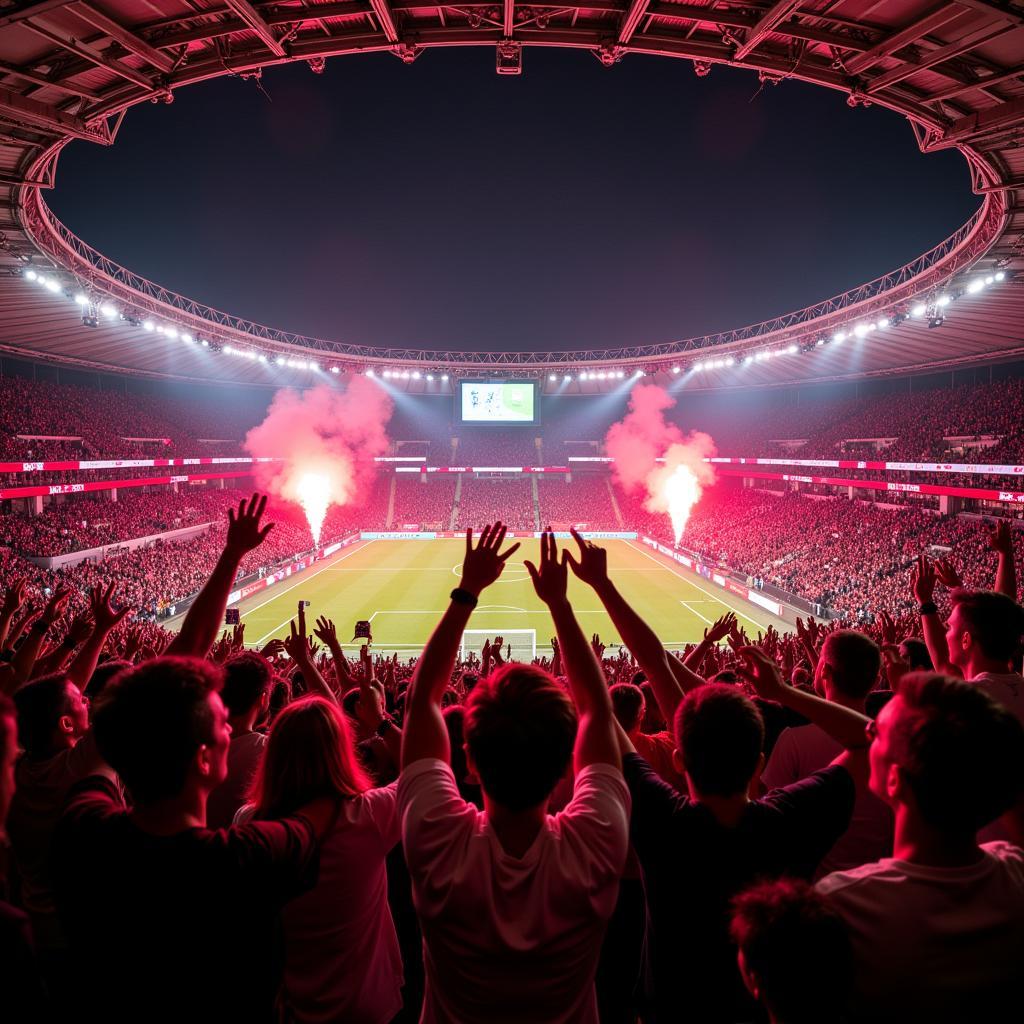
top-left (604, 384), bottom-right (716, 544)
top-left (244, 379), bottom-right (393, 545)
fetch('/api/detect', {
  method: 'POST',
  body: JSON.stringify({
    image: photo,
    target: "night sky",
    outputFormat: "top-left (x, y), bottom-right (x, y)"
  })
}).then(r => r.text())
top-left (50, 48), bottom-right (980, 353)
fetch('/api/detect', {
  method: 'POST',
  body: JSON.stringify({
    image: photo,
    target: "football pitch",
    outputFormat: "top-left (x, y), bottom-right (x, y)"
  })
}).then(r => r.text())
top-left (220, 537), bottom-right (790, 658)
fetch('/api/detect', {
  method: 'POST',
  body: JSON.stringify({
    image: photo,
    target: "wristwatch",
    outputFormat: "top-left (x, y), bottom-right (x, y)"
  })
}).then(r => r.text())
top-left (918, 601), bottom-right (938, 615)
top-left (450, 587), bottom-right (478, 608)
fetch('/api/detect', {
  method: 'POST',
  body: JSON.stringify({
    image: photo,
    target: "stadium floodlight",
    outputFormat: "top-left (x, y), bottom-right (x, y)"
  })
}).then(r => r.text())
top-left (563, 374), bottom-right (572, 382)
top-left (936, 294), bottom-right (951, 307)
top-left (693, 362), bottom-right (703, 372)
top-left (166, 327), bottom-right (178, 339)
top-left (366, 369), bottom-right (375, 377)
top-left (854, 324), bottom-right (869, 338)
top-left (441, 374), bottom-right (449, 382)
top-left (995, 271), bottom-right (1005, 281)
top-left (201, 339), bottom-right (209, 347)
top-left (672, 366), bottom-right (681, 374)
top-left (833, 332), bottom-right (846, 343)
top-left (967, 279), bottom-right (984, 294)
top-left (787, 344), bottom-right (798, 354)
top-left (310, 361), bottom-right (319, 371)
top-left (331, 366), bottom-right (340, 374)
top-left (275, 356), bottom-right (285, 365)
top-left (910, 304), bottom-right (926, 317)
top-left (876, 318), bottom-right (889, 329)
top-left (259, 355), bottom-right (267, 363)
top-left (45, 278), bottom-right (61, 293)
top-left (816, 338), bottom-right (825, 346)
top-left (597, 371), bottom-right (606, 380)
top-left (182, 333), bottom-right (193, 343)
top-left (635, 369), bottom-right (644, 376)
top-left (725, 357), bottom-right (735, 366)
top-left (617, 371), bottom-right (625, 379)
top-left (580, 372), bottom-right (588, 381)
top-left (143, 320), bottom-right (155, 331)
top-left (411, 370), bottom-right (420, 379)
top-left (985, 275), bottom-right (994, 285)
top-left (99, 303), bottom-right (116, 318)
top-left (73, 293), bottom-right (88, 305)
top-left (25, 269), bottom-right (37, 281)
top-left (401, 371), bottom-right (410, 380)
top-left (549, 374), bottom-right (557, 382)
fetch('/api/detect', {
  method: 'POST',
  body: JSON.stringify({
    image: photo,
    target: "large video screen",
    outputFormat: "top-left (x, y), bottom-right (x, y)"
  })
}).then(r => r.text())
top-left (458, 380), bottom-right (538, 425)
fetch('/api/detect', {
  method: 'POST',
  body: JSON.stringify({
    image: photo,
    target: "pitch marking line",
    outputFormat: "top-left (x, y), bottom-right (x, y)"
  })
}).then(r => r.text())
top-left (680, 600), bottom-right (714, 626)
top-left (624, 540), bottom-right (767, 631)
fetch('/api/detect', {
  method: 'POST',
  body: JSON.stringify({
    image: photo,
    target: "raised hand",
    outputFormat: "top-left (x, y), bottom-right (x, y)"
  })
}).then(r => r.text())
top-left (231, 622), bottom-right (246, 650)
top-left (41, 586), bottom-right (72, 628)
top-left (284, 617), bottom-right (313, 665)
top-left (933, 557), bottom-right (963, 590)
top-left (2, 578), bottom-right (26, 617)
top-left (736, 646), bottom-right (788, 703)
top-left (260, 637), bottom-right (285, 660)
top-left (313, 616), bottom-right (338, 648)
top-left (63, 613), bottom-right (93, 650)
top-left (225, 493), bottom-right (274, 557)
top-left (880, 643), bottom-right (911, 691)
top-left (704, 612), bottom-right (736, 644)
top-left (911, 553), bottom-right (936, 605)
top-left (524, 531), bottom-right (569, 606)
top-left (987, 519), bottom-right (1013, 556)
top-left (566, 529), bottom-right (609, 589)
top-left (590, 633), bottom-right (606, 660)
top-left (460, 523), bottom-right (521, 596)
top-left (876, 610), bottom-right (897, 646)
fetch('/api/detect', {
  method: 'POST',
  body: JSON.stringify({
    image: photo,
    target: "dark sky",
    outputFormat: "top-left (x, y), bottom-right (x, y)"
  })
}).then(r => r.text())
top-left (50, 48), bottom-right (980, 353)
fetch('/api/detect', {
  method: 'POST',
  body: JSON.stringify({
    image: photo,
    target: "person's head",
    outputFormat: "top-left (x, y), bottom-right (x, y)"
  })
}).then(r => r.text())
top-left (898, 637), bottom-right (932, 671)
top-left (87, 659), bottom-right (132, 701)
top-left (731, 878), bottom-right (852, 1024)
top-left (710, 670), bottom-right (740, 685)
top-left (610, 683), bottom-right (645, 734)
top-left (946, 590), bottom-right (1024, 673)
top-left (790, 665), bottom-right (811, 690)
top-left (464, 663), bottom-right (577, 812)
top-left (251, 695), bottom-right (370, 819)
top-left (221, 651), bottom-right (273, 724)
top-left (14, 674), bottom-right (89, 758)
top-left (0, 693), bottom-right (17, 827)
top-left (868, 672), bottom-right (1024, 834)
top-left (674, 684), bottom-right (765, 798)
top-left (92, 657), bottom-right (230, 808)
top-left (638, 681), bottom-right (663, 732)
top-left (814, 630), bottom-right (881, 702)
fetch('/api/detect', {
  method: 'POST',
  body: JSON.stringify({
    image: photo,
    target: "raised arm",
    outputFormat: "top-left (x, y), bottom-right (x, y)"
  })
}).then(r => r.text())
top-left (684, 613), bottom-right (736, 673)
top-left (1, 587), bottom-right (70, 694)
top-left (988, 520), bottom-right (1018, 601)
top-left (736, 646), bottom-right (871, 785)
top-left (68, 584), bottom-right (132, 691)
top-left (283, 604), bottom-right (338, 704)
top-left (567, 530), bottom-right (695, 724)
top-left (166, 493), bottom-right (273, 659)
top-left (527, 532), bottom-right (619, 771)
top-left (912, 554), bottom-right (959, 676)
top-left (0, 578), bottom-right (27, 652)
top-left (402, 524), bottom-right (520, 768)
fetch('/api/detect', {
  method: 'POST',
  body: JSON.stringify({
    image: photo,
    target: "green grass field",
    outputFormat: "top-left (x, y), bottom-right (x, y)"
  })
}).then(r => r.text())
top-left (221, 537), bottom-right (789, 658)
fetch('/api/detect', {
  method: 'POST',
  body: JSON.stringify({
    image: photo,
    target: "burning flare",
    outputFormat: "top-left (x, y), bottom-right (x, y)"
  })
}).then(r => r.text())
top-left (659, 462), bottom-right (702, 546)
top-left (297, 472), bottom-right (331, 547)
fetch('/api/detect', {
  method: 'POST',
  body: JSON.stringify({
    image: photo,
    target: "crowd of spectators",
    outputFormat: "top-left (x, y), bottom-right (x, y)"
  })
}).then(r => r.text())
top-left (538, 475), bottom-right (618, 528)
top-left (453, 430), bottom-right (540, 465)
top-left (392, 477), bottom-right (456, 529)
top-left (455, 477), bottom-right (536, 531)
top-left (0, 504), bottom-right (1021, 1023)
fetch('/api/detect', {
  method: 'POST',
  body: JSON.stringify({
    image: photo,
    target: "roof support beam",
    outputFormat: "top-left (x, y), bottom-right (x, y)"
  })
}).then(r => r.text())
top-left (845, 3), bottom-right (969, 75)
top-left (223, 0), bottom-right (288, 56)
top-left (24, 15), bottom-right (155, 90)
top-left (618, 0), bottom-right (652, 45)
top-left (929, 61), bottom-right (1024, 102)
top-left (503, 0), bottom-right (514, 37)
top-left (370, 0), bottom-right (401, 42)
top-left (0, 85), bottom-right (108, 143)
top-left (69, 2), bottom-right (175, 74)
top-left (733, 0), bottom-right (803, 61)
top-left (867, 21), bottom-right (1018, 93)
top-left (931, 95), bottom-right (1024, 147)
top-left (0, 58), bottom-right (103, 100)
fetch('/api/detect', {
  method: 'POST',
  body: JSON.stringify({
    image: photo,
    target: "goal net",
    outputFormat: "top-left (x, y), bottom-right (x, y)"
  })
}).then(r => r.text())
top-left (459, 629), bottom-right (537, 664)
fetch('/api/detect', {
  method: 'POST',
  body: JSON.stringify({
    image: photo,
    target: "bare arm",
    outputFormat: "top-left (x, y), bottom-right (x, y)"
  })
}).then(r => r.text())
top-left (402, 524), bottom-right (520, 768)
top-left (0, 578), bottom-right (27, 651)
top-left (2, 589), bottom-right (70, 694)
top-left (527, 532), bottom-right (620, 771)
top-left (567, 531), bottom-right (694, 724)
top-left (912, 554), bottom-right (959, 676)
top-left (284, 605), bottom-right (338, 705)
top-left (165, 494), bottom-right (273, 659)
top-left (988, 520), bottom-right (1018, 601)
top-left (67, 584), bottom-right (132, 692)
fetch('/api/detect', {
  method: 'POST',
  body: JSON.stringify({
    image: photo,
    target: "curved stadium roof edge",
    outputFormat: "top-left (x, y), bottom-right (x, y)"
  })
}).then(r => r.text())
top-left (0, 0), bottom-right (1022, 390)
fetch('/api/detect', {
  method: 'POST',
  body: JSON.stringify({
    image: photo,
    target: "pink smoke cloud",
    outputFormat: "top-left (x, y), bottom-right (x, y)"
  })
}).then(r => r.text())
top-left (605, 383), bottom-right (717, 541)
top-left (244, 378), bottom-right (393, 515)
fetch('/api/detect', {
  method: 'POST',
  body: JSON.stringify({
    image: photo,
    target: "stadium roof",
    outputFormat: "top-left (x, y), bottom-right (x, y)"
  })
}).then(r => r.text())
top-left (0, 0), bottom-right (1022, 391)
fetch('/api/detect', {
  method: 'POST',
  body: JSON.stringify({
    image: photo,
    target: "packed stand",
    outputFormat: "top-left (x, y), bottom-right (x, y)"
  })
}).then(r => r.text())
top-left (538, 475), bottom-right (618, 529)
top-left (391, 477), bottom-right (456, 529)
top-left (0, 498), bottom-right (1020, 1024)
top-left (455, 477), bottom-right (535, 531)
top-left (453, 430), bottom-right (539, 465)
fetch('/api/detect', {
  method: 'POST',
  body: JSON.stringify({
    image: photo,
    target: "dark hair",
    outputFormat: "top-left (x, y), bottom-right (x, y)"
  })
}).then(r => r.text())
top-left (821, 630), bottom-right (881, 699)
top-left (92, 657), bottom-right (224, 806)
top-left (0, 691), bottom-right (17, 757)
top-left (950, 590), bottom-right (1024, 662)
top-left (465, 663), bottom-right (577, 811)
top-left (13, 674), bottom-right (73, 756)
top-left (609, 683), bottom-right (645, 732)
top-left (891, 672), bottom-right (1024, 832)
top-left (674, 684), bottom-right (764, 797)
top-left (710, 670), bottom-right (740, 685)
top-left (730, 878), bottom-right (852, 1024)
top-left (87, 660), bottom-right (132, 700)
top-left (898, 637), bottom-right (932, 670)
top-left (267, 677), bottom-right (292, 724)
top-left (221, 651), bottom-right (273, 717)
top-left (444, 705), bottom-right (482, 807)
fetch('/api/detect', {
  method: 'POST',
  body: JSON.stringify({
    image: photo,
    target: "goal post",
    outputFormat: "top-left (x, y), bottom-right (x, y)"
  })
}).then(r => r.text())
top-left (459, 629), bottom-right (537, 663)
